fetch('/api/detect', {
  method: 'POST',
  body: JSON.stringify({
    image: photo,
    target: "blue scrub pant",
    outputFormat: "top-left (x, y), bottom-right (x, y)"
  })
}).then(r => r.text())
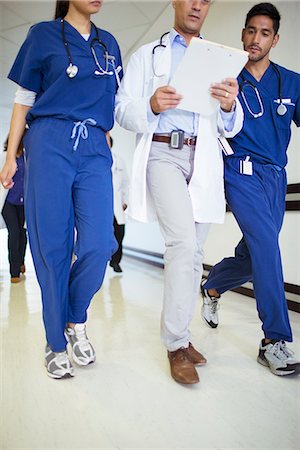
top-left (24, 118), bottom-right (116, 352)
top-left (204, 157), bottom-right (292, 342)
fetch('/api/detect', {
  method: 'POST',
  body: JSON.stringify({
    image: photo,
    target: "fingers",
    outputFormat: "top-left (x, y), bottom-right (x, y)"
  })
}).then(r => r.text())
top-left (0, 162), bottom-right (17, 189)
top-left (0, 174), bottom-right (14, 189)
top-left (150, 85), bottom-right (182, 114)
top-left (210, 78), bottom-right (239, 112)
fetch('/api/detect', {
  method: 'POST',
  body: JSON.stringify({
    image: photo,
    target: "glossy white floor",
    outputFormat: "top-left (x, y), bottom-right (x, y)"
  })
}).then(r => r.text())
top-left (0, 231), bottom-right (299, 450)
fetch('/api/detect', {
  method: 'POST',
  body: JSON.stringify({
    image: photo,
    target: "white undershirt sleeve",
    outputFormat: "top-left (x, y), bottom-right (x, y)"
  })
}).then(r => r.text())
top-left (14, 33), bottom-right (90, 107)
top-left (14, 86), bottom-right (37, 107)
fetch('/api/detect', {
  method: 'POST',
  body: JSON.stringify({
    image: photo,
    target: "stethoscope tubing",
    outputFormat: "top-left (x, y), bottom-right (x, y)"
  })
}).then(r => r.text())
top-left (61, 19), bottom-right (113, 79)
top-left (239, 62), bottom-right (287, 117)
top-left (152, 31), bottom-right (170, 78)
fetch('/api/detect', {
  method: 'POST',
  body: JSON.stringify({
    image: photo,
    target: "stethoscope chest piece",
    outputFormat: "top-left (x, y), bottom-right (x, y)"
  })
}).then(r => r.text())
top-left (277, 103), bottom-right (287, 116)
top-left (66, 63), bottom-right (79, 79)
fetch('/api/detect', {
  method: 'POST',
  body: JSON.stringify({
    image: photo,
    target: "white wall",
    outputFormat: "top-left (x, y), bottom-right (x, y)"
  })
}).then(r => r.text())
top-left (111, 1), bottom-right (300, 288)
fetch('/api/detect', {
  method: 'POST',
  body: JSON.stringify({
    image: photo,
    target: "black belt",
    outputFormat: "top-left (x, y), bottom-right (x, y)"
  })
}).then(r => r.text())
top-left (152, 134), bottom-right (197, 147)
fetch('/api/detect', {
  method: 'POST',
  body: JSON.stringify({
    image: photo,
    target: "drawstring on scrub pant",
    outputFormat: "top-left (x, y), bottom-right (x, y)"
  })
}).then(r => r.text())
top-left (71, 118), bottom-right (97, 151)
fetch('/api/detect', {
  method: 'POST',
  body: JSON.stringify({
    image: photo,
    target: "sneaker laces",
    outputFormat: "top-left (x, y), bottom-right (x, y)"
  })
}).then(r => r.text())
top-left (171, 348), bottom-right (189, 362)
top-left (52, 352), bottom-right (71, 369)
top-left (271, 341), bottom-right (294, 361)
top-left (208, 298), bottom-right (219, 314)
top-left (74, 326), bottom-right (91, 352)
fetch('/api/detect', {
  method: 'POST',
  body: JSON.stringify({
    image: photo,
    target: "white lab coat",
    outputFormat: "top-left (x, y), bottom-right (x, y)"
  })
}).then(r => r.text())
top-left (115, 35), bottom-right (244, 224)
top-left (112, 151), bottom-right (129, 225)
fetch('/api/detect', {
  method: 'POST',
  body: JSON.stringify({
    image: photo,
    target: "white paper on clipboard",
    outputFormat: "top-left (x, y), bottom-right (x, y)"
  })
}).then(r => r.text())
top-left (170, 38), bottom-right (249, 116)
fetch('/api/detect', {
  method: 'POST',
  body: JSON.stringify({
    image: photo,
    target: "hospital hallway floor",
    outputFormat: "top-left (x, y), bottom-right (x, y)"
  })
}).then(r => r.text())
top-left (0, 231), bottom-right (299, 450)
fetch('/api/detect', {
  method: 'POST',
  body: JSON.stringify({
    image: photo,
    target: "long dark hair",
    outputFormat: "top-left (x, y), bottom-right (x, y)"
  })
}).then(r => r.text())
top-left (55, 1), bottom-right (69, 19)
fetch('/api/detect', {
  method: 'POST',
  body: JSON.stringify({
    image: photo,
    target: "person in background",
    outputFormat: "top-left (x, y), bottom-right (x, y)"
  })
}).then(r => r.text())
top-left (201, 3), bottom-right (300, 377)
top-left (1, 133), bottom-right (27, 283)
top-left (108, 136), bottom-right (129, 273)
top-left (0, 0), bottom-right (122, 379)
top-left (115, 0), bottom-right (243, 384)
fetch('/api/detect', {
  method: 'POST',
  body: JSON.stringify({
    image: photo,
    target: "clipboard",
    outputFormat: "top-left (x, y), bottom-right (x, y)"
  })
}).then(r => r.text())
top-left (170, 38), bottom-right (249, 116)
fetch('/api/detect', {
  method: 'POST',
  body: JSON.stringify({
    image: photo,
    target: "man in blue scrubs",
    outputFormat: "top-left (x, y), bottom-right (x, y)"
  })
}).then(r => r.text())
top-left (202, 3), bottom-right (300, 376)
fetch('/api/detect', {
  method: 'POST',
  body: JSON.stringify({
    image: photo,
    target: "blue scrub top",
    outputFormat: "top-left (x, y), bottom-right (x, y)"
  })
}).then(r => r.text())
top-left (229, 63), bottom-right (300, 168)
top-left (8, 19), bottom-right (123, 132)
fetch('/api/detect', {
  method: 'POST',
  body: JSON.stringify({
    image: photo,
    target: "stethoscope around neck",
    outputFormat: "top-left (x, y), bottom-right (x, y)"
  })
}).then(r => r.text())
top-left (239, 62), bottom-right (287, 118)
top-left (151, 31), bottom-right (170, 77)
top-left (61, 19), bottom-right (118, 83)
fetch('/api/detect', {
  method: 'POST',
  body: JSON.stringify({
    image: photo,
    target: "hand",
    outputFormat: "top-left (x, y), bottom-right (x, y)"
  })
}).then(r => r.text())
top-left (210, 78), bottom-right (239, 112)
top-left (150, 86), bottom-right (182, 114)
top-left (122, 203), bottom-right (127, 211)
top-left (0, 159), bottom-right (17, 189)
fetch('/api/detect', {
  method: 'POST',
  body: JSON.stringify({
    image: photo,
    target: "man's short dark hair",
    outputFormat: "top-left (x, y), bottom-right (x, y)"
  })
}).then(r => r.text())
top-left (245, 3), bottom-right (281, 35)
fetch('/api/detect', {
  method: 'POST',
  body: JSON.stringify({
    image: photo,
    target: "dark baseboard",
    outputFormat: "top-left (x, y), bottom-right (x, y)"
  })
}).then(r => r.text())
top-left (124, 246), bottom-right (300, 313)
top-left (287, 183), bottom-right (300, 194)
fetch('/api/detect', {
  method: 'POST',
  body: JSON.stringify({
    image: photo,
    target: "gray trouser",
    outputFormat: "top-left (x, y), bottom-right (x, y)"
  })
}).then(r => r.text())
top-left (147, 141), bottom-right (210, 351)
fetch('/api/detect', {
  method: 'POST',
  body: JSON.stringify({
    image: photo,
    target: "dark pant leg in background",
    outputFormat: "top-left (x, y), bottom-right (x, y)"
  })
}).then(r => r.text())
top-left (2, 201), bottom-right (27, 277)
top-left (111, 217), bottom-right (125, 265)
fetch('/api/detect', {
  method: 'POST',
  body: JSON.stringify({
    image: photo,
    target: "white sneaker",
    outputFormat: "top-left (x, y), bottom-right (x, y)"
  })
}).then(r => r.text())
top-left (65, 323), bottom-right (96, 366)
top-left (45, 344), bottom-right (75, 379)
top-left (201, 283), bottom-right (220, 328)
top-left (257, 340), bottom-right (300, 376)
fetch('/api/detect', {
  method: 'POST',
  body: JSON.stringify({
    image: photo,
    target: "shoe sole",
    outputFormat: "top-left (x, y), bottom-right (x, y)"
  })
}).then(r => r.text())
top-left (46, 371), bottom-right (75, 379)
top-left (171, 374), bottom-right (200, 384)
top-left (257, 356), bottom-right (297, 376)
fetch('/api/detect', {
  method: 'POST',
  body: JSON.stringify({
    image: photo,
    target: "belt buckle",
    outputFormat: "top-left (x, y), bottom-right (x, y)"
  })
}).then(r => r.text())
top-left (186, 137), bottom-right (194, 147)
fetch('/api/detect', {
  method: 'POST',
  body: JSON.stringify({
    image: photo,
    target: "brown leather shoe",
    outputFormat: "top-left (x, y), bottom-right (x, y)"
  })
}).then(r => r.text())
top-left (11, 276), bottom-right (22, 283)
top-left (168, 348), bottom-right (199, 384)
top-left (186, 342), bottom-right (207, 366)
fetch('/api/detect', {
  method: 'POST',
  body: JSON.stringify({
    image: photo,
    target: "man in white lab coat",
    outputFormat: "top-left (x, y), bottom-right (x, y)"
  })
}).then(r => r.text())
top-left (115, 0), bottom-right (243, 384)
top-left (108, 136), bottom-right (129, 273)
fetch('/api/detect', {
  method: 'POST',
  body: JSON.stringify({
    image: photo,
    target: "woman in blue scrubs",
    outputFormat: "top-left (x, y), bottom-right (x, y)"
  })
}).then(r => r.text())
top-left (0, 0), bottom-right (122, 379)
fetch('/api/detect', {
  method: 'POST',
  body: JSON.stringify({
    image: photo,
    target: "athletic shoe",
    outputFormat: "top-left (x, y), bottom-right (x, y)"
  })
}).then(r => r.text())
top-left (65, 323), bottom-right (96, 366)
top-left (201, 282), bottom-right (220, 328)
top-left (257, 340), bottom-right (300, 376)
top-left (45, 344), bottom-right (74, 379)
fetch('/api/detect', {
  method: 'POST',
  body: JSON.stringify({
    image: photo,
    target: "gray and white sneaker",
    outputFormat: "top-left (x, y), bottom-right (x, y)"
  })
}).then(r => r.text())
top-left (65, 323), bottom-right (96, 366)
top-left (257, 340), bottom-right (300, 376)
top-left (201, 283), bottom-right (220, 328)
top-left (45, 344), bottom-right (75, 379)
